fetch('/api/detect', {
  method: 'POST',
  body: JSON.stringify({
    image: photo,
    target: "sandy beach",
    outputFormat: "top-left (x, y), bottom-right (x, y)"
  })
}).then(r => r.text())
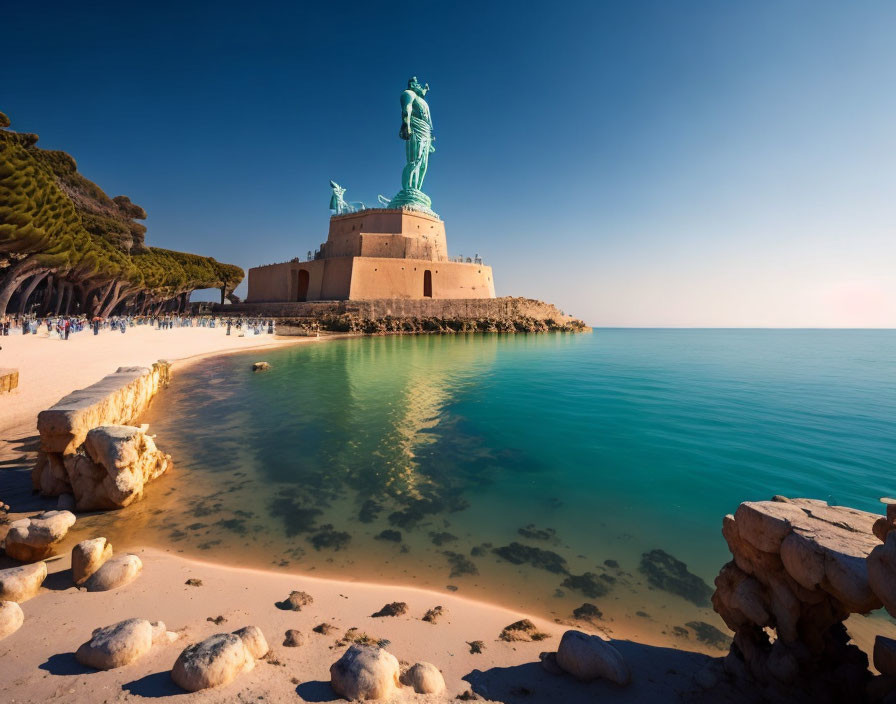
top-left (0, 545), bottom-right (744, 704)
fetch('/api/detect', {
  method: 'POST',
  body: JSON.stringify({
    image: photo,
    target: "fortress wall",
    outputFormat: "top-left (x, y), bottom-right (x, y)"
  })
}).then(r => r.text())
top-left (349, 258), bottom-right (494, 299)
top-left (247, 261), bottom-right (296, 302)
top-left (318, 258), bottom-right (353, 300)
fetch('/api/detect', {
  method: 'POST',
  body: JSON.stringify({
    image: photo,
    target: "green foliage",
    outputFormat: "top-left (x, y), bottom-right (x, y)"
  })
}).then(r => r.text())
top-left (0, 116), bottom-right (244, 306)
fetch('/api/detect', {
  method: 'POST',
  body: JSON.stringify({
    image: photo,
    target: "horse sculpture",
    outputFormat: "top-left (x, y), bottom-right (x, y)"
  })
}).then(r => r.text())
top-left (329, 181), bottom-right (365, 214)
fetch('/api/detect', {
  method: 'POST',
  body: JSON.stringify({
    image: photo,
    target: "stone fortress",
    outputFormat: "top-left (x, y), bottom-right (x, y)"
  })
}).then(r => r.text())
top-left (238, 77), bottom-right (585, 333)
top-left (247, 208), bottom-right (495, 302)
top-left (248, 76), bottom-right (496, 304)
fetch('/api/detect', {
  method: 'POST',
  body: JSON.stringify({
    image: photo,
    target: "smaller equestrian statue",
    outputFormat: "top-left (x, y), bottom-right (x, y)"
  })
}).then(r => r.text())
top-left (329, 181), bottom-right (365, 215)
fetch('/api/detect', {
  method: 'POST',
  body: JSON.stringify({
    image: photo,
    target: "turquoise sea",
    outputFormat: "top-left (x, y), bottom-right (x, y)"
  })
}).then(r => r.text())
top-left (90, 330), bottom-right (895, 649)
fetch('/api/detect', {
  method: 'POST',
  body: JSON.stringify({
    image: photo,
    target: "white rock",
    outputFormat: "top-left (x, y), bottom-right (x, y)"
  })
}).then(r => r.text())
top-left (0, 601), bottom-right (24, 639)
top-left (232, 625), bottom-right (268, 659)
top-left (85, 553), bottom-right (142, 591)
top-left (72, 537), bottom-right (113, 585)
top-left (330, 644), bottom-right (401, 700)
top-left (171, 633), bottom-right (255, 692)
top-left (4, 510), bottom-right (76, 561)
top-left (554, 630), bottom-right (631, 685)
top-left (402, 662), bottom-right (446, 695)
top-left (0, 562), bottom-right (47, 602)
top-left (75, 618), bottom-right (154, 670)
top-left (68, 425), bottom-right (170, 511)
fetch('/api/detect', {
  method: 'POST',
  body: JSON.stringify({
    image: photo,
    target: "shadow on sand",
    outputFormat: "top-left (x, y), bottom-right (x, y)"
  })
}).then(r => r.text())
top-left (0, 432), bottom-right (56, 512)
top-left (121, 671), bottom-right (187, 698)
top-left (295, 680), bottom-right (339, 702)
top-left (463, 639), bottom-right (751, 704)
top-left (38, 652), bottom-right (93, 677)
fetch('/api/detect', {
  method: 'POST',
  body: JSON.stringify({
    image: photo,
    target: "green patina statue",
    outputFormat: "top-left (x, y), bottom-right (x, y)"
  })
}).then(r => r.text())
top-left (388, 76), bottom-right (437, 215)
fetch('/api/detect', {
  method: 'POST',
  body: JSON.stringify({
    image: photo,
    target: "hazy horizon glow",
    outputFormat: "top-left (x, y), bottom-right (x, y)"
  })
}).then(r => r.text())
top-left (4, 1), bottom-right (894, 327)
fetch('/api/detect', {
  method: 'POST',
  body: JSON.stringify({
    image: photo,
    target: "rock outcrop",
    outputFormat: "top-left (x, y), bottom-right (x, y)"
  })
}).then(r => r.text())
top-left (171, 627), bottom-right (266, 692)
top-left (84, 553), bottom-right (142, 591)
top-left (75, 618), bottom-right (174, 670)
top-left (64, 425), bottom-right (170, 511)
top-left (330, 644), bottom-right (401, 700)
top-left (0, 562), bottom-right (47, 602)
top-left (0, 600), bottom-right (24, 639)
top-left (72, 537), bottom-right (113, 585)
top-left (32, 363), bottom-right (171, 510)
top-left (712, 498), bottom-right (882, 702)
top-left (223, 297), bottom-right (590, 334)
top-left (3, 510), bottom-right (76, 561)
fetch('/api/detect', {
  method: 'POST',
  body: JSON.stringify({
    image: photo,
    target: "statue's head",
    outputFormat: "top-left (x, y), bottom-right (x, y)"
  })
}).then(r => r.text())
top-left (408, 76), bottom-right (429, 97)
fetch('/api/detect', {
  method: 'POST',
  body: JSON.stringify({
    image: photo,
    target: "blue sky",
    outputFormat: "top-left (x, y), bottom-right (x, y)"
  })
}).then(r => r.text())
top-left (4, 1), bottom-right (895, 326)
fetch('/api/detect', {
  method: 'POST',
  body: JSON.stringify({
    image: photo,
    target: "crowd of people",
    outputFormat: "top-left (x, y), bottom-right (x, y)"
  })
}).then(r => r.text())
top-left (0, 314), bottom-right (277, 339)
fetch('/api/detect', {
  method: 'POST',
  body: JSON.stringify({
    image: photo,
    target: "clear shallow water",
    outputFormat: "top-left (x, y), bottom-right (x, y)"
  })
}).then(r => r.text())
top-left (81, 330), bottom-right (896, 650)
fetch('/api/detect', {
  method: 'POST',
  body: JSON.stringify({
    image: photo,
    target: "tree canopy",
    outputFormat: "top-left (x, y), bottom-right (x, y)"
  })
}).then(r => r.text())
top-left (0, 111), bottom-right (244, 315)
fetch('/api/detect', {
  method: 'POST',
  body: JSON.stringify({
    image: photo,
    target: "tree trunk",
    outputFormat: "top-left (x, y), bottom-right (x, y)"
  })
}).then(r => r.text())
top-left (53, 280), bottom-right (66, 314)
top-left (17, 270), bottom-right (49, 315)
top-left (62, 283), bottom-right (74, 315)
top-left (220, 286), bottom-right (226, 305)
top-left (99, 281), bottom-right (124, 318)
top-left (0, 257), bottom-right (40, 315)
top-left (91, 280), bottom-right (115, 316)
top-left (40, 275), bottom-right (54, 315)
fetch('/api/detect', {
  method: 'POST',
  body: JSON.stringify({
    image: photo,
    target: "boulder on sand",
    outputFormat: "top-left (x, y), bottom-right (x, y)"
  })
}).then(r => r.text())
top-left (330, 644), bottom-right (401, 700)
top-left (553, 630), bottom-right (631, 685)
top-left (3, 510), bottom-right (76, 561)
top-left (84, 553), bottom-right (142, 592)
top-left (75, 618), bottom-right (172, 670)
top-left (0, 600), bottom-right (24, 640)
top-left (0, 562), bottom-right (48, 602)
top-left (401, 662), bottom-right (446, 694)
top-left (171, 631), bottom-right (258, 692)
top-left (72, 537), bottom-right (113, 585)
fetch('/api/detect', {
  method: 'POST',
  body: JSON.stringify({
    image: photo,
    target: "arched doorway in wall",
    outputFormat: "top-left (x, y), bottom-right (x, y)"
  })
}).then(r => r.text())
top-left (423, 270), bottom-right (432, 298)
top-left (297, 269), bottom-right (310, 301)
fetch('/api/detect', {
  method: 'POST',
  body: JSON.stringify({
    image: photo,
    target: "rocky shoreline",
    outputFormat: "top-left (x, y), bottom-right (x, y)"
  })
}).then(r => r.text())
top-left (211, 297), bottom-right (591, 335)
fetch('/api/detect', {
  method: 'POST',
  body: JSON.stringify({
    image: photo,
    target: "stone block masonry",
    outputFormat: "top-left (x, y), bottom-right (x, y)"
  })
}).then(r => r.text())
top-left (35, 361), bottom-right (171, 455)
